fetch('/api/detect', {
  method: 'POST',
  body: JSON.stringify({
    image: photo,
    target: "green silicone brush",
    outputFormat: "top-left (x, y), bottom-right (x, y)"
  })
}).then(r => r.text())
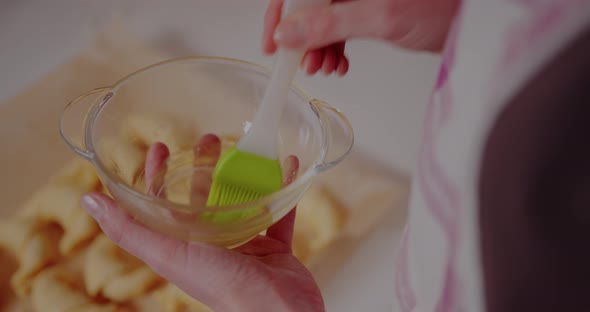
top-left (204, 0), bottom-right (329, 223)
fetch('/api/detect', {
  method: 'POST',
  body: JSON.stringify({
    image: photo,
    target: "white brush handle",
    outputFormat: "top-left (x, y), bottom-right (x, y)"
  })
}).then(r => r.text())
top-left (237, 0), bottom-right (330, 159)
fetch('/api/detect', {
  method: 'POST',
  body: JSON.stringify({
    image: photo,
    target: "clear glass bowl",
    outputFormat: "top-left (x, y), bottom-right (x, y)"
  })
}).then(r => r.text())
top-left (59, 56), bottom-right (353, 248)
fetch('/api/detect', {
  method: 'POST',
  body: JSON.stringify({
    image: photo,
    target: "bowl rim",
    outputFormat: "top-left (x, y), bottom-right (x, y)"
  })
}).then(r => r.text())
top-left (85, 55), bottom-right (328, 213)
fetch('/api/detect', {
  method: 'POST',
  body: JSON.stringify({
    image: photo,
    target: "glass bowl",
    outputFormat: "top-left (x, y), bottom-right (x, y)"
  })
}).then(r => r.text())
top-left (59, 56), bottom-right (353, 248)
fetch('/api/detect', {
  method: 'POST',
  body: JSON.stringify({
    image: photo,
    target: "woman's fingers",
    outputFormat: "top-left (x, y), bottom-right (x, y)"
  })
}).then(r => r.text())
top-left (333, 41), bottom-right (349, 76)
top-left (272, 0), bottom-right (460, 52)
top-left (282, 155), bottom-right (299, 187)
top-left (322, 45), bottom-right (337, 74)
top-left (300, 43), bottom-right (348, 75)
top-left (265, 155), bottom-right (299, 247)
top-left (191, 134), bottom-right (221, 207)
top-left (266, 209), bottom-right (297, 249)
top-left (265, 0), bottom-right (459, 75)
top-left (273, 0), bottom-right (377, 51)
top-left (336, 54), bottom-right (349, 76)
top-left (144, 135), bottom-right (221, 206)
top-left (145, 142), bottom-right (170, 197)
top-left (265, 0), bottom-right (349, 76)
top-left (193, 134), bottom-right (222, 165)
top-left (262, 0), bottom-right (284, 54)
top-left (233, 234), bottom-right (292, 256)
top-left (304, 49), bottom-right (325, 75)
top-left (80, 192), bottom-right (240, 309)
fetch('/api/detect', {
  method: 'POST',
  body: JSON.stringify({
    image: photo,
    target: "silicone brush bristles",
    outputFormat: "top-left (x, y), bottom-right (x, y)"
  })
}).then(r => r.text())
top-left (203, 146), bottom-right (283, 224)
top-left (207, 182), bottom-right (265, 206)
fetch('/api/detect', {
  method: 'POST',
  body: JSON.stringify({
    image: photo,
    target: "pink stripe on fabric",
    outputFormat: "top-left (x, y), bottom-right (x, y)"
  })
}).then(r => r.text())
top-left (417, 11), bottom-right (464, 311)
top-left (395, 226), bottom-right (417, 312)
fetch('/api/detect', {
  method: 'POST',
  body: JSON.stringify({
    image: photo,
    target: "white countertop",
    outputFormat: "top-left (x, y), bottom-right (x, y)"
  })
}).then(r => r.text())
top-left (0, 1), bottom-right (440, 310)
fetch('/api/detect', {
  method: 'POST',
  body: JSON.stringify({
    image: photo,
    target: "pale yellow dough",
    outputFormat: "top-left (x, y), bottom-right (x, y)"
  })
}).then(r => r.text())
top-left (121, 115), bottom-right (194, 154)
top-left (0, 218), bottom-right (61, 297)
top-left (292, 185), bottom-right (347, 265)
top-left (84, 234), bottom-right (163, 302)
top-left (153, 283), bottom-right (212, 312)
top-left (31, 267), bottom-right (122, 312)
top-left (100, 137), bottom-right (148, 187)
top-left (17, 159), bottom-right (102, 255)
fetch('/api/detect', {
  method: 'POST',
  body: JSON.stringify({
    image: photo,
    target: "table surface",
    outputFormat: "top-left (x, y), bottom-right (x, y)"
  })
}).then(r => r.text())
top-left (0, 1), bottom-right (440, 311)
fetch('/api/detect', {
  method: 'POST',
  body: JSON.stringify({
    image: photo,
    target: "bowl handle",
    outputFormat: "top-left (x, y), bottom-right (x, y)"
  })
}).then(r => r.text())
top-left (311, 99), bottom-right (354, 172)
top-left (59, 87), bottom-right (111, 160)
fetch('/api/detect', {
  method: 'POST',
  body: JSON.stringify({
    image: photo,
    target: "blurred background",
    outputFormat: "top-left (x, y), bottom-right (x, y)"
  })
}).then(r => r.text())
top-left (0, 0), bottom-right (441, 311)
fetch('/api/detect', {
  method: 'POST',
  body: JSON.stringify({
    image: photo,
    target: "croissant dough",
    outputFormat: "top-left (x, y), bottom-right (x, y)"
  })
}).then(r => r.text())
top-left (121, 115), bottom-right (194, 154)
top-left (17, 159), bottom-right (102, 255)
top-left (84, 234), bottom-right (163, 302)
top-left (0, 218), bottom-right (61, 297)
top-left (153, 284), bottom-right (212, 312)
top-left (101, 137), bottom-right (148, 187)
top-left (292, 185), bottom-right (347, 265)
top-left (30, 267), bottom-right (123, 312)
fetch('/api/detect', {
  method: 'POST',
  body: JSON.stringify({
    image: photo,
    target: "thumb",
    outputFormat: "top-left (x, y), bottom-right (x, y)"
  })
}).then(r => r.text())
top-left (80, 192), bottom-right (241, 310)
top-left (273, 0), bottom-right (383, 50)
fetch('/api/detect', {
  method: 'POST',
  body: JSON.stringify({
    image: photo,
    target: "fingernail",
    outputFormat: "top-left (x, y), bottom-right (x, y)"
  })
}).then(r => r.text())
top-left (274, 21), bottom-right (305, 48)
top-left (337, 63), bottom-right (347, 77)
top-left (81, 195), bottom-right (103, 218)
top-left (300, 54), bottom-right (308, 70)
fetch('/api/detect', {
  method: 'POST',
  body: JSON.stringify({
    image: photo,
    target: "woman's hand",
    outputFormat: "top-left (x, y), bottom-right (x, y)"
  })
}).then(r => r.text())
top-left (81, 134), bottom-right (324, 312)
top-left (262, 0), bottom-right (461, 76)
